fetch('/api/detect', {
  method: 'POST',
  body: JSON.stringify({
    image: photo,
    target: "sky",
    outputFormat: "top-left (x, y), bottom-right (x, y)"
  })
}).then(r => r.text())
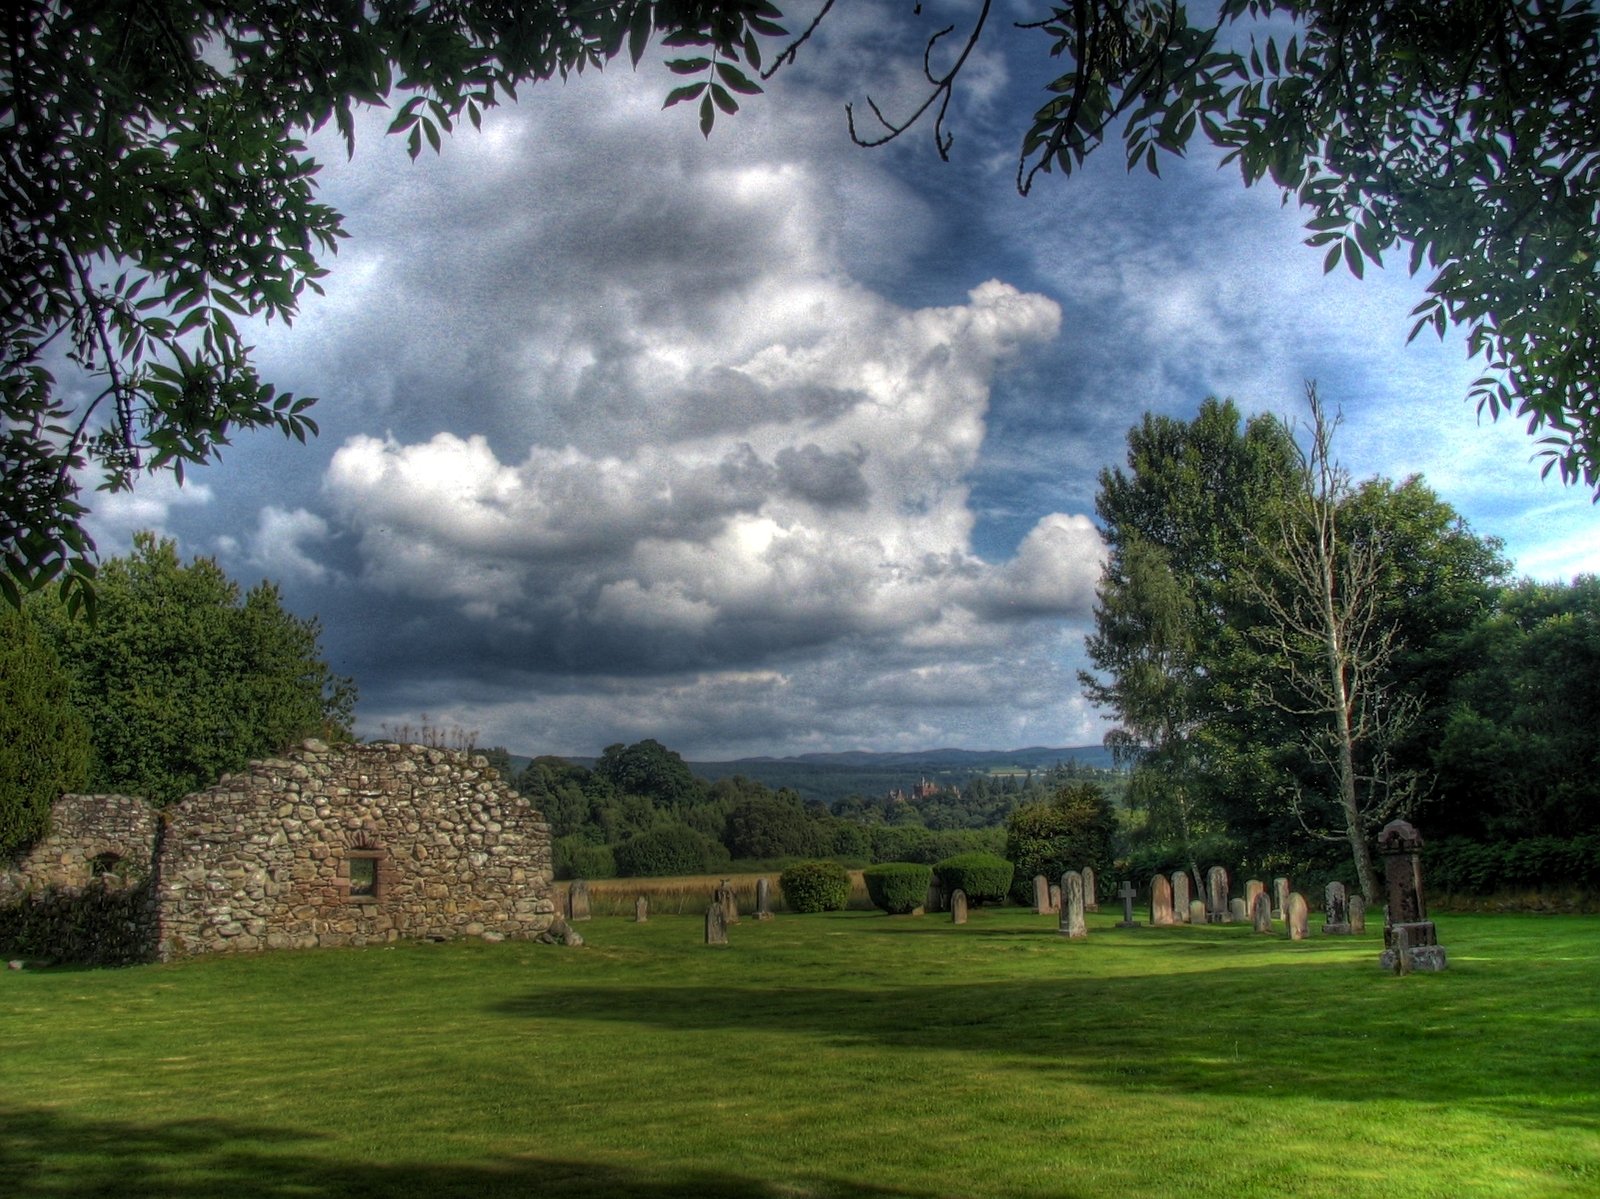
top-left (80, 3), bottom-right (1598, 761)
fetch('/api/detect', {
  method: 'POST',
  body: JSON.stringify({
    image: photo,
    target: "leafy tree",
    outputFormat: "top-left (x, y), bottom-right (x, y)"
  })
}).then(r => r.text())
top-left (1429, 576), bottom-right (1600, 840)
top-left (1003, 781), bottom-right (1117, 905)
top-left (2, 0), bottom-right (785, 606)
top-left (724, 793), bottom-right (828, 860)
top-left (1085, 395), bottom-right (1505, 893)
top-left (1080, 398), bottom-right (1297, 886)
top-left (0, 606), bottom-right (90, 858)
top-left (832, 0), bottom-right (1600, 489)
top-left (33, 533), bottom-right (355, 804)
top-left (597, 739), bottom-right (707, 810)
top-left (613, 822), bottom-right (727, 877)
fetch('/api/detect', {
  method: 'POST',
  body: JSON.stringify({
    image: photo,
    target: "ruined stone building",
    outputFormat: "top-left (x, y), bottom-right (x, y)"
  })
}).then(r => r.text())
top-left (0, 741), bottom-right (555, 964)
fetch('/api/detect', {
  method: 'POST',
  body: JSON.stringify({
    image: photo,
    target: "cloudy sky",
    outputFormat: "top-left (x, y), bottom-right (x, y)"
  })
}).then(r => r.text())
top-left (83, 4), bottom-right (1598, 760)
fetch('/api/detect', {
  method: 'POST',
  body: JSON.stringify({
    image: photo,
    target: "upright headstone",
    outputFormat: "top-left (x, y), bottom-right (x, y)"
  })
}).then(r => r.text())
top-left (1032, 874), bottom-right (1051, 914)
top-left (1349, 894), bottom-right (1366, 935)
top-left (1049, 883), bottom-right (1061, 912)
top-left (705, 899), bottom-right (728, 946)
top-left (926, 874), bottom-right (946, 915)
top-left (1206, 866), bottom-right (1230, 923)
top-left (567, 879), bottom-right (591, 923)
top-left (1188, 899), bottom-right (1207, 925)
top-left (713, 879), bottom-right (740, 925)
top-left (1251, 891), bottom-right (1273, 933)
top-left (1272, 877), bottom-right (1290, 920)
top-left (1059, 871), bottom-right (1087, 939)
top-left (1082, 867), bottom-right (1099, 912)
top-left (1245, 879), bottom-right (1266, 914)
top-left (1228, 897), bottom-right (1248, 923)
top-left (1116, 880), bottom-right (1141, 928)
top-left (754, 876), bottom-right (774, 921)
top-left (951, 888), bottom-right (968, 925)
top-left (1150, 874), bottom-right (1176, 926)
top-left (1377, 819), bottom-right (1448, 972)
top-left (1172, 871), bottom-right (1192, 923)
top-left (1323, 881), bottom-right (1350, 934)
top-left (634, 894), bottom-right (649, 923)
top-left (1286, 892), bottom-right (1309, 941)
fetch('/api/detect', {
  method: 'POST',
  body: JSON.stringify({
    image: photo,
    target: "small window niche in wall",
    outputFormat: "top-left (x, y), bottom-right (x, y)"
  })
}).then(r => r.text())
top-left (89, 852), bottom-right (124, 879)
top-left (346, 830), bottom-right (385, 904)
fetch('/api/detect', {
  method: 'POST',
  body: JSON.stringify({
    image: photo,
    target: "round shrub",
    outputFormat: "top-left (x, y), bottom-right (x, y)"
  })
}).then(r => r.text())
top-left (780, 860), bottom-right (851, 913)
top-left (934, 852), bottom-right (1014, 907)
top-left (862, 862), bottom-right (932, 915)
top-left (613, 824), bottom-right (720, 878)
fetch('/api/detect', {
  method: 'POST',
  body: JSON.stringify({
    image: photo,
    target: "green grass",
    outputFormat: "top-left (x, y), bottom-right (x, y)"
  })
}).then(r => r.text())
top-left (2, 909), bottom-right (1597, 1198)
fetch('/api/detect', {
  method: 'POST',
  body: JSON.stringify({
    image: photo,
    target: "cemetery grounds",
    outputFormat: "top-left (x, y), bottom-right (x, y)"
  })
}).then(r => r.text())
top-left (1, 895), bottom-right (1597, 1198)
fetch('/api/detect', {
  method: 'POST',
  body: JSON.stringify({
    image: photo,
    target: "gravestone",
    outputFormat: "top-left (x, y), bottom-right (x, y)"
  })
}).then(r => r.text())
top-left (1188, 899), bottom-right (1207, 925)
top-left (1171, 872), bottom-right (1192, 923)
top-left (1150, 874), bottom-right (1176, 926)
top-left (1273, 877), bottom-right (1290, 919)
top-left (1251, 891), bottom-right (1272, 933)
top-left (567, 879), bottom-right (591, 923)
top-left (1349, 894), bottom-right (1366, 934)
top-left (1082, 867), bottom-right (1099, 912)
top-left (1049, 883), bottom-right (1061, 911)
top-left (1033, 874), bottom-right (1051, 914)
top-left (1377, 819), bottom-right (1448, 972)
top-left (1286, 892), bottom-right (1309, 941)
top-left (754, 876), bottom-right (774, 921)
top-left (1116, 880), bottom-right (1141, 928)
top-left (1228, 898), bottom-right (1248, 923)
top-left (926, 875), bottom-right (946, 915)
top-left (1323, 881), bottom-right (1351, 934)
top-left (705, 899), bottom-right (728, 946)
top-left (634, 894), bottom-right (649, 923)
top-left (1245, 879), bottom-right (1266, 915)
top-left (713, 879), bottom-right (740, 925)
top-left (951, 888), bottom-right (968, 925)
top-left (1059, 871), bottom-right (1087, 939)
top-left (1206, 866), bottom-right (1230, 923)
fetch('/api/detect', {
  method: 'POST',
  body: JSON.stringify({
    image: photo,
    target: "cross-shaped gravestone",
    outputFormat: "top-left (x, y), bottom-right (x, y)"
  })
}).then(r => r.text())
top-left (1116, 880), bottom-right (1141, 928)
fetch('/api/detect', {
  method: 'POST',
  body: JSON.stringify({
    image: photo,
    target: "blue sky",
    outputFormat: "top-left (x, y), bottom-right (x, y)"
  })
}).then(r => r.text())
top-left (80, 4), bottom-right (1598, 760)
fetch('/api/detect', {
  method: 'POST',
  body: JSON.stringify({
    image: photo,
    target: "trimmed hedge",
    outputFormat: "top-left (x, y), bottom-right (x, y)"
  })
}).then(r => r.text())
top-left (780, 860), bottom-right (851, 914)
top-left (862, 862), bottom-right (932, 915)
top-left (935, 852), bottom-right (1014, 907)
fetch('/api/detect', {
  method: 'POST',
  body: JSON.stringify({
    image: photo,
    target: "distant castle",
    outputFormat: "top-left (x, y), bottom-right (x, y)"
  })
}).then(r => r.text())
top-left (887, 777), bottom-right (957, 804)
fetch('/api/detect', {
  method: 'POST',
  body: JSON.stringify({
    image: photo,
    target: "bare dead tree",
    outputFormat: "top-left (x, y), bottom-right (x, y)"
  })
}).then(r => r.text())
top-left (1239, 384), bottom-right (1421, 903)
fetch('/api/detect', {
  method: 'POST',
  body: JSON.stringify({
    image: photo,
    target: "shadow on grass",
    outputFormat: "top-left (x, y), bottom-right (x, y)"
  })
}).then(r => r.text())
top-left (487, 955), bottom-right (1600, 1124)
top-left (0, 1106), bottom-right (948, 1199)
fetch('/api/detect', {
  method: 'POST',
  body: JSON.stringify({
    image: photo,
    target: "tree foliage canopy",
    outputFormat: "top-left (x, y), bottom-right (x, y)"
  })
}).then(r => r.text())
top-left (1, 0), bottom-right (782, 607)
top-left (846, 0), bottom-right (1600, 489)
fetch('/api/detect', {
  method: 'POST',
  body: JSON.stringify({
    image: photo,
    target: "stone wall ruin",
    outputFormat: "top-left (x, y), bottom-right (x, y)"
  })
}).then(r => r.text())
top-left (1, 740), bottom-right (554, 964)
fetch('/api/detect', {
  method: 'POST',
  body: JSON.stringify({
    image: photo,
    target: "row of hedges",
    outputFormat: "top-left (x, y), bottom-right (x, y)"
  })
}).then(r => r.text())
top-left (787, 854), bottom-right (1018, 915)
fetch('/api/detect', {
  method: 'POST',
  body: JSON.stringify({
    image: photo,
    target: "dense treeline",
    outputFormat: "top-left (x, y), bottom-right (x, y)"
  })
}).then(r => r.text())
top-left (1081, 398), bottom-right (1599, 898)
top-left (509, 738), bottom-right (1124, 880)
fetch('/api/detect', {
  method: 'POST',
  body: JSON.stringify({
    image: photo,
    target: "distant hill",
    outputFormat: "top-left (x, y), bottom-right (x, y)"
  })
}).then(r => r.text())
top-left (502, 744), bottom-right (1117, 805)
top-left (684, 745), bottom-right (1116, 805)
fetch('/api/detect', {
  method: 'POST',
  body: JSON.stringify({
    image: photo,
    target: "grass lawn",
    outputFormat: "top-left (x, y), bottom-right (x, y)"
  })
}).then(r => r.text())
top-left (2, 906), bottom-right (1597, 1198)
